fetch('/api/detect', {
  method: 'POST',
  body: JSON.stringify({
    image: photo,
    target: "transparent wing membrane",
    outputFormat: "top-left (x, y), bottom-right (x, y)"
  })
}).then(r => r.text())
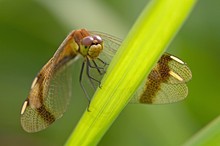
top-left (130, 53), bottom-right (192, 104)
top-left (21, 58), bottom-right (74, 132)
top-left (45, 61), bottom-right (73, 118)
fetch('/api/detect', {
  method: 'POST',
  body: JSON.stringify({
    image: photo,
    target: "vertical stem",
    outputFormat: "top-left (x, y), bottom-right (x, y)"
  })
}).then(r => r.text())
top-left (65, 0), bottom-right (197, 145)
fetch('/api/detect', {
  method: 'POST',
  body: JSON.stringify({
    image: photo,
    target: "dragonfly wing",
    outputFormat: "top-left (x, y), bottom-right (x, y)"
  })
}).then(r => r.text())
top-left (21, 31), bottom-right (78, 132)
top-left (130, 53), bottom-right (192, 104)
top-left (21, 61), bottom-right (74, 132)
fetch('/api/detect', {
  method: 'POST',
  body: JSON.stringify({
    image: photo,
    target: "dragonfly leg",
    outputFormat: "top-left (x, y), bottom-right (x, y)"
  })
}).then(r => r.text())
top-left (86, 58), bottom-right (102, 88)
top-left (97, 58), bottom-right (109, 73)
top-left (87, 60), bottom-right (103, 73)
top-left (97, 57), bottom-right (109, 66)
top-left (88, 57), bottom-right (108, 75)
top-left (92, 60), bottom-right (106, 75)
top-left (79, 60), bottom-right (91, 103)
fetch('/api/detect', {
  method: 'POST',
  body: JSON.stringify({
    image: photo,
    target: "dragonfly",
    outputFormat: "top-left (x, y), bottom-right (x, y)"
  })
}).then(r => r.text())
top-left (20, 28), bottom-right (192, 133)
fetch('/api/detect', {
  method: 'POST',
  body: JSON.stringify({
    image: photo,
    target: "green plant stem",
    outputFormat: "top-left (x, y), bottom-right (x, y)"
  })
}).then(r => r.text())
top-left (65, 1), bottom-right (196, 145)
top-left (183, 116), bottom-right (220, 146)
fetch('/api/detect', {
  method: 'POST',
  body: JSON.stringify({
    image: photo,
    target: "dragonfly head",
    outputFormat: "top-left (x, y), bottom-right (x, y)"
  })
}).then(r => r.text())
top-left (73, 29), bottom-right (103, 59)
top-left (80, 35), bottom-right (103, 59)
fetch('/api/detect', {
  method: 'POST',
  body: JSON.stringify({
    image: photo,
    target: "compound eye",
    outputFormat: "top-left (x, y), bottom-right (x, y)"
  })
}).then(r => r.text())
top-left (81, 36), bottom-right (94, 47)
top-left (93, 35), bottom-right (103, 44)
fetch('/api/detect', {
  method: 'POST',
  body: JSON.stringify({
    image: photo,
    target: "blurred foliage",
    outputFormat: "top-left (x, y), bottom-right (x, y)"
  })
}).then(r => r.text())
top-left (0, 0), bottom-right (219, 146)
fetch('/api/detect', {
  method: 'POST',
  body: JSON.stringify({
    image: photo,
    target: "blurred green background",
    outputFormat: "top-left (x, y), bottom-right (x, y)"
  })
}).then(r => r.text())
top-left (0, 0), bottom-right (220, 146)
